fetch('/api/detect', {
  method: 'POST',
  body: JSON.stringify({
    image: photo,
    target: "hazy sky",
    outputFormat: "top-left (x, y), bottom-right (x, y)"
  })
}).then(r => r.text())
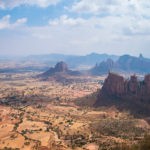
top-left (0, 0), bottom-right (150, 56)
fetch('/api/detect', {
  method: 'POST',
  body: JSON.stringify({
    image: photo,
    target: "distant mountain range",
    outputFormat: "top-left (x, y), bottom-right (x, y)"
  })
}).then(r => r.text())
top-left (1, 53), bottom-right (150, 74)
top-left (90, 54), bottom-right (150, 75)
top-left (25, 53), bottom-right (118, 69)
top-left (0, 53), bottom-right (118, 73)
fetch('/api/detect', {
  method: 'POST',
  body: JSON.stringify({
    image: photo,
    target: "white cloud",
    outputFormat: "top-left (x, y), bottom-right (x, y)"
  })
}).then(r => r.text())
top-left (0, 0), bottom-right (150, 56)
top-left (0, 15), bottom-right (27, 30)
top-left (71, 0), bottom-right (106, 14)
top-left (0, 14), bottom-right (150, 56)
top-left (71, 0), bottom-right (150, 18)
top-left (0, 0), bottom-right (60, 9)
top-left (49, 15), bottom-right (85, 26)
top-left (26, 14), bottom-right (150, 56)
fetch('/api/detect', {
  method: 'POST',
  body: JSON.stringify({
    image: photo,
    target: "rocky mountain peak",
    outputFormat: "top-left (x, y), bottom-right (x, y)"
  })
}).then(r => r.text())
top-left (54, 61), bottom-right (68, 72)
top-left (102, 73), bottom-right (125, 97)
top-left (95, 73), bottom-right (150, 117)
top-left (96, 72), bottom-right (150, 101)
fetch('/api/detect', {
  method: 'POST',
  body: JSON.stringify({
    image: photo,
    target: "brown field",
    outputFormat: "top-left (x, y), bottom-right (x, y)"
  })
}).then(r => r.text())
top-left (0, 72), bottom-right (149, 150)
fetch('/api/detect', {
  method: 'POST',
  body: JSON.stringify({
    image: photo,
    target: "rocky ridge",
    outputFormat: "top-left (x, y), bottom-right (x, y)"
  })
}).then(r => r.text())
top-left (90, 54), bottom-right (150, 75)
top-left (95, 73), bottom-right (150, 116)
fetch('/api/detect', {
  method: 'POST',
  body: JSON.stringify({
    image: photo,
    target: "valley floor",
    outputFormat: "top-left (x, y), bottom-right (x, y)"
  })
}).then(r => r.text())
top-left (0, 73), bottom-right (149, 150)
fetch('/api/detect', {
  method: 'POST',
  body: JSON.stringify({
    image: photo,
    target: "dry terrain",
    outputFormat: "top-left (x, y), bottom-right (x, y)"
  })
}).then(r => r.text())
top-left (0, 72), bottom-right (149, 150)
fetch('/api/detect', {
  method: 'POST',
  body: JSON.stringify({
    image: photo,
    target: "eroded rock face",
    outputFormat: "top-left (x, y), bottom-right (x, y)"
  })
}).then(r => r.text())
top-left (95, 73), bottom-right (150, 116)
top-left (102, 73), bottom-right (125, 97)
top-left (40, 61), bottom-right (71, 77)
top-left (128, 75), bottom-right (139, 94)
top-left (54, 61), bottom-right (68, 72)
top-left (144, 74), bottom-right (150, 95)
top-left (90, 59), bottom-right (115, 75)
top-left (38, 61), bottom-right (81, 82)
top-left (98, 73), bottom-right (150, 100)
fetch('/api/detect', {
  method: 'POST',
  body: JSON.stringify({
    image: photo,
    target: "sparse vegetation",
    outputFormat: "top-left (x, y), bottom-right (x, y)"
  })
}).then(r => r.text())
top-left (113, 135), bottom-right (150, 150)
top-left (91, 119), bottom-right (145, 139)
top-left (0, 72), bottom-right (149, 150)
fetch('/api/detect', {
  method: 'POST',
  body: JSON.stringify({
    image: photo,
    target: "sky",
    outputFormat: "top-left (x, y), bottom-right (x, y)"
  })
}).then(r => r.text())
top-left (0, 0), bottom-right (150, 57)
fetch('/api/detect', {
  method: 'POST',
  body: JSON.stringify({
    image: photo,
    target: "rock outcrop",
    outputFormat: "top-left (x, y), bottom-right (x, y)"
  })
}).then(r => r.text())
top-left (102, 73), bottom-right (125, 97)
top-left (40, 61), bottom-right (81, 77)
top-left (144, 74), bottom-right (150, 95)
top-left (95, 73), bottom-right (150, 116)
top-left (41, 61), bottom-right (69, 77)
top-left (38, 61), bottom-right (81, 82)
top-left (98, 72), bottom-right (150, 98)
top-left (127, 75), bottom-right (139, 94)
top-left (54, 61), bottom-right (68, 72)
top-left (90, 54), bottom-right (150, 75)
top-left (90, 59), bottom-right (115, 75)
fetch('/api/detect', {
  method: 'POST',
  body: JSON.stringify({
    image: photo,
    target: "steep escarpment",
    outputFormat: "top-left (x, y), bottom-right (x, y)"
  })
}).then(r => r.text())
top-left (100, 73), bottom-right (150, 98)
top-left (95, 73), bottom-right (150, 116)
top-left (101, 73), bottom-right (125, 97)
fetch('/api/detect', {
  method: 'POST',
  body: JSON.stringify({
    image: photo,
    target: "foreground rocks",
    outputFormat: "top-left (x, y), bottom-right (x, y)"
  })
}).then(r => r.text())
top-left (98, 72), bottom-right (150, 98)
top-left (95, 73), bottom-right (150, 116)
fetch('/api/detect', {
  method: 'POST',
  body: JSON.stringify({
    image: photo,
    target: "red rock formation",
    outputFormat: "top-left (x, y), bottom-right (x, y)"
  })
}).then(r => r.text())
top-left (128, 75), bottom-right (139, 94)
top-left (97, 73), bottom-right (150, 101)
top-left (95, 73), bottom-right (150, 116)
top-left (38, 61), bottom-right (81, 83)
top-left (144, 74), bottom-right (150, 95)
top-left (54, 61), bottom-right (68, 72)
top-left (102, 73), bottom-right (125, 97)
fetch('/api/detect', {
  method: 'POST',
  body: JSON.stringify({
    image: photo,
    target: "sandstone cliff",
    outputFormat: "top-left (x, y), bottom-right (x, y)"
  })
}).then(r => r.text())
top-left (95, 73), bottom-right (150, 116)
